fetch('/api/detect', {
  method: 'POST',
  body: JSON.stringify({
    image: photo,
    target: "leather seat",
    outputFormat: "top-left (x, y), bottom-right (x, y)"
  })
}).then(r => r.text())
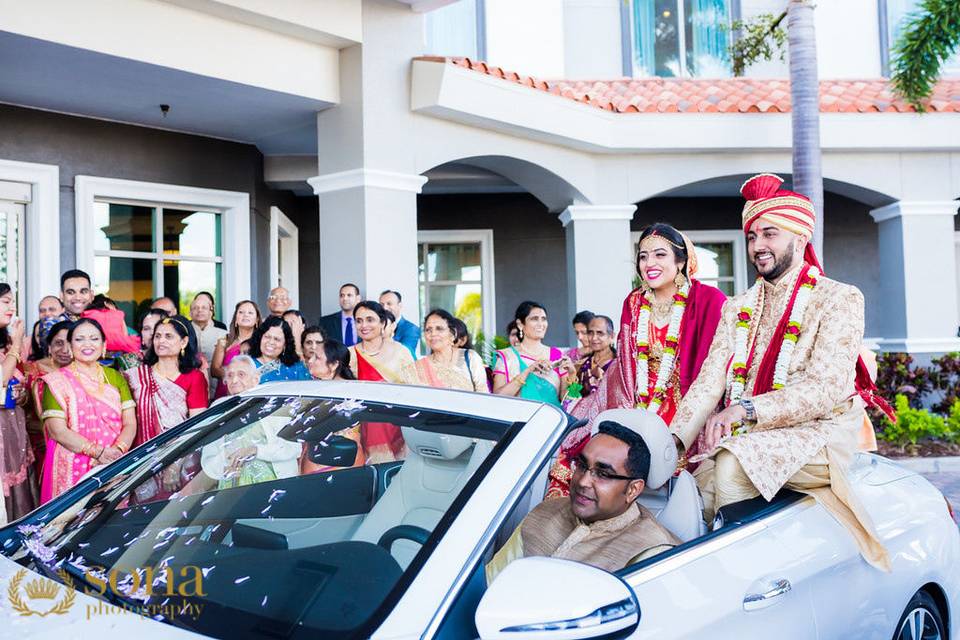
top-left (351, 427), bottom-right (493, 568)
top-left (591, 409), bottom-right (706, 543)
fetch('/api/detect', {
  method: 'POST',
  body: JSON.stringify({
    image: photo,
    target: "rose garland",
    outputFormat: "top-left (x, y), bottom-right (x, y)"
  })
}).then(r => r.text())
top-left (727, 264), bottom-right (820, 406)
top-left (634, 280), bottom-right (689, 412)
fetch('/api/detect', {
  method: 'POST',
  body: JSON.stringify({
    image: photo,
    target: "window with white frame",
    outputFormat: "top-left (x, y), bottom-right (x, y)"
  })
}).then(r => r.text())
top-left (881, 0), bottom-right (960, 76)
top-left (417, 230), bottom-right (495, 343)
top-left (625, 0), bottom-right (732, 77)
top-left (93, 201), bottom-right (223, 323)
top-left (632, 229), bottom-right (747, 295)
top-left (425, 0), bottom-right (486, 59)
top-left (76, 176), bottom-right (250, 329)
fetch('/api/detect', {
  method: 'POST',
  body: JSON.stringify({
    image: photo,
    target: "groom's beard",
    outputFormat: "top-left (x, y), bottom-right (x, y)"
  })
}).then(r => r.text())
top-left (753, 238), bottom-right (798, 282)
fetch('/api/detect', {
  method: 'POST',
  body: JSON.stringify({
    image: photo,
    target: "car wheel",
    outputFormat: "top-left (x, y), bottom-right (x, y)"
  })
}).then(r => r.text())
top-left (894, 591), bottom-right (945, 640)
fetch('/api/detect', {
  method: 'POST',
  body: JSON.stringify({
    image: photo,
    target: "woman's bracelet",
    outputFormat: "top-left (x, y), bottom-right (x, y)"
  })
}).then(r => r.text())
top-left (114, 440), bottom-right (128, 454)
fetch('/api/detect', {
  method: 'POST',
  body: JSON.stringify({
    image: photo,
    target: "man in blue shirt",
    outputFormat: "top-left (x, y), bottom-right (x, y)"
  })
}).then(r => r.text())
top-left (379, 290), bottom-right (420, 357)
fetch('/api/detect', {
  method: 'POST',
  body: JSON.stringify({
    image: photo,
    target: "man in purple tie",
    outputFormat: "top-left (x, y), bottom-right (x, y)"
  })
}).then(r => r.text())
top-left (319, 283), bottom-right (361, 346)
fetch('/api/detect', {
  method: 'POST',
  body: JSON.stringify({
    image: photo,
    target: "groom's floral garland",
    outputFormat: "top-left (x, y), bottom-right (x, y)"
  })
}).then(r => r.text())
top-left (635, 280), bottom-right (689, 412)
top-left (728, 264), bottom-right (820, 406)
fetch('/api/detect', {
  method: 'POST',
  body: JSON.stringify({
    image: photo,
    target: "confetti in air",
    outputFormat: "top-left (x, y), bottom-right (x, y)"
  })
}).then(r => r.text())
top-left (235, 576), bottom-right (250, 584)
top-left (332, 398), bottom-right (365, 416)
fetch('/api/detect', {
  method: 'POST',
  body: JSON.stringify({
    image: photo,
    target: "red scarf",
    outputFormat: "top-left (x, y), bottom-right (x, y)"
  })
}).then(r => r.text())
top-left (749, 250), bottom-right (895, 421)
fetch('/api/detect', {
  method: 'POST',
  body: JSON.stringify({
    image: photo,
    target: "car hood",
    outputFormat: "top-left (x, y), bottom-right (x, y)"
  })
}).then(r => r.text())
top-left (848, 452), bottom-right (918, 486)
top-left (0, 554), bottom-right (204, 638)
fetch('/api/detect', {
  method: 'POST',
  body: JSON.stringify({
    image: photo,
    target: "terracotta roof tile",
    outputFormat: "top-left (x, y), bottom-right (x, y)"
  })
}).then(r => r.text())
top-left (418, 56), bottom-right (960, 114)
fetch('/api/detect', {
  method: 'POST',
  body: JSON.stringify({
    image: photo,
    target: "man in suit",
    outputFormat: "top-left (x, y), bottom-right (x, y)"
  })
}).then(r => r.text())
top-left (379, 290), bottom-right (421, 357)
top-left (319, 283), bottom-right (361, 346)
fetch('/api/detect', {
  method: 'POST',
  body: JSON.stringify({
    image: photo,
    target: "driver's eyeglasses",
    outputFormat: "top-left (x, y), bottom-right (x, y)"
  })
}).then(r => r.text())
top-left (571, 456), bottom-right (638, 482)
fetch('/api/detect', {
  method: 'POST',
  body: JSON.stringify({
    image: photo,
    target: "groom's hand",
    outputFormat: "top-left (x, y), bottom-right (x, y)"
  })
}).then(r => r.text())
top-left (703, 404), bottom-right (748, 452)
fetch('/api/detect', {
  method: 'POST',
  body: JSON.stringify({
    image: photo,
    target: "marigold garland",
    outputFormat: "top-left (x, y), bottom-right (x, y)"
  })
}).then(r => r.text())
top-left (634, 280), bottom-right (689, 412)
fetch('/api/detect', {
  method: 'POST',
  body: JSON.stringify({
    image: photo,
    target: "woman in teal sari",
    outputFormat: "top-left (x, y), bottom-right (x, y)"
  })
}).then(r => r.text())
top-left (493, 301), bottom-right (573, 406)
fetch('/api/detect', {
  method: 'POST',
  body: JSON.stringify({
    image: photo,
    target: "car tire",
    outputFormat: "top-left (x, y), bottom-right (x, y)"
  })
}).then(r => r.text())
top-left (893, 591), bottom-right (945, 640)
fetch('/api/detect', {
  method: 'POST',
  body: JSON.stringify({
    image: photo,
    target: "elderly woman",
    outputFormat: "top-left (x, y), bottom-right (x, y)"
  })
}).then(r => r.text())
top-left (40, 318), bottom-right (137, 503)
top-left (224, 355), bottom-right (261, 396)
top-left (125, 315), bottom-right (209, 447)
top-left (493, 301), bottom-right (572, 407)
top-left (571, 315), bottom-right (616, 399)
top-left (200, 354), bottom-right (300, 489)
top-left (211, 300), bottom-right (261, 398)
top-left (248, 316), bottom-right (311, 382)
top-left (401, 309), bottom-right (488, 393)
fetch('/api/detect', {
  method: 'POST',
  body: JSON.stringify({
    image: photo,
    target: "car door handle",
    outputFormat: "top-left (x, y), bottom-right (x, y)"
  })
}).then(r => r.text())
top-left (743, 579), bottom-right (792, 612)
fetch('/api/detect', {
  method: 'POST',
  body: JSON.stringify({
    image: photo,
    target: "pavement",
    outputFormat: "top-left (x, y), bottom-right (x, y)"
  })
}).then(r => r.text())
top-left (892, 456), bottom-right (960, 520)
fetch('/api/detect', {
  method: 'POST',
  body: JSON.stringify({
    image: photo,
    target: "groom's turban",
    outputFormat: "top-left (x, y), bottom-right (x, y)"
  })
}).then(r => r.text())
top-left (740, 173), bottom-right (816, 240)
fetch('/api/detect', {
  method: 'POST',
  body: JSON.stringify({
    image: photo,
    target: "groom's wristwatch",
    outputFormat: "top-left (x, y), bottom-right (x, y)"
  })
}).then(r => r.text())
top-left (739, 398), bottom-right (756, 423)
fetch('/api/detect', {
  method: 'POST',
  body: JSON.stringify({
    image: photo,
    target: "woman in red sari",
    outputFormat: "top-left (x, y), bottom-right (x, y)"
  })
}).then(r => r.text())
top-left (348, 301), bottom-right (415, 463)
top-left (547, 223), bottom-right (727, 498)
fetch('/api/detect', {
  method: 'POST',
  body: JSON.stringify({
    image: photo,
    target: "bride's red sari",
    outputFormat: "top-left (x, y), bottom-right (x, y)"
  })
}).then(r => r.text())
top-left (547, 279), bottom-right (726, 498)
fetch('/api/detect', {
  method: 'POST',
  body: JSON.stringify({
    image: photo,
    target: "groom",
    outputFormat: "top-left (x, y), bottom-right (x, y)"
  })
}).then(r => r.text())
top-left (671, 173), bottom-right (890, 571)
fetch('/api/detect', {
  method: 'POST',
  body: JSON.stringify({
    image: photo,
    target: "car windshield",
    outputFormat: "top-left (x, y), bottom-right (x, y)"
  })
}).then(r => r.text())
top-left (2, 395), bottom-right (513, 639)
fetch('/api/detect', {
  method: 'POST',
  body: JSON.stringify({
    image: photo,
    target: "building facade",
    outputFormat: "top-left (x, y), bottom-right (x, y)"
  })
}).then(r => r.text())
top-left (1, 0), bottom-right (958, 352)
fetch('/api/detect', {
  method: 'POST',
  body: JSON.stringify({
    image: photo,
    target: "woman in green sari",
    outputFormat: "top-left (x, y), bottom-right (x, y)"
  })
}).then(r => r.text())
top-left (492, 301), bottom-right (573, 406)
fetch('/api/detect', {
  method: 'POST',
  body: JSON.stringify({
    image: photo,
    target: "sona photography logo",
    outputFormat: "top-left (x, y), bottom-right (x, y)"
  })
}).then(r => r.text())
top-left (6, 565), bottom-right (206, 620)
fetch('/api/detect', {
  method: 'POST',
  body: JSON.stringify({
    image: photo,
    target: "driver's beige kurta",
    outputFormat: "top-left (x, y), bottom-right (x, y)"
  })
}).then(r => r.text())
top-left (671, 264), bottom-right (889, 570)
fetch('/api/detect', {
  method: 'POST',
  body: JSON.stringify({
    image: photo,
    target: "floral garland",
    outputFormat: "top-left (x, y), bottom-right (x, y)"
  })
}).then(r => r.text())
top-left (634, 280), bottom-right (689, 412)
top-left (727, 264), bottom-right (820, 406)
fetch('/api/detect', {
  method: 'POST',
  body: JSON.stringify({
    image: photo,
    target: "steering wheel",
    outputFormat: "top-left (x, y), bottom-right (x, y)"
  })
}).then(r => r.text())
top-left (377, 525), bottom-right (431, 551)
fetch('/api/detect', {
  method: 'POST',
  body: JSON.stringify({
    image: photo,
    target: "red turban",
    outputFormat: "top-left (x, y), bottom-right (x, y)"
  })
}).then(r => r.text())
top-left (740, 173), bottom-right (821, 270)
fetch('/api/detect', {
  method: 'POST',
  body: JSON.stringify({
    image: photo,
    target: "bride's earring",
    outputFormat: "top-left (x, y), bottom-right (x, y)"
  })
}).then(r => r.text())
top-left (674, 272), bottom-right (686, 289)
top-left (639, 277), bottom-right (652, 295)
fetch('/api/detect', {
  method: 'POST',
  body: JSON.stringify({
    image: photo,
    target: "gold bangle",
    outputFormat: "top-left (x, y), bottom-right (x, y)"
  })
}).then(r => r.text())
top-left (114, 441), bottom-right (128, 454)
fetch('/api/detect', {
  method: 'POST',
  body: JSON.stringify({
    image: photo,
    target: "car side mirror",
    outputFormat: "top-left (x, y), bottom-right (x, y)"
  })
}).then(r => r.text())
top-left (475, 557), bottom-right (639, 639)
top-left (307, 435), bottom-right (359, 467)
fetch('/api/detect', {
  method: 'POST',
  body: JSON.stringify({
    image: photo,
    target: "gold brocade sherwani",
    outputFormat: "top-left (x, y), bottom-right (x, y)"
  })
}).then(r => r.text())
top-left (671, 263), bottom-right (890, 570)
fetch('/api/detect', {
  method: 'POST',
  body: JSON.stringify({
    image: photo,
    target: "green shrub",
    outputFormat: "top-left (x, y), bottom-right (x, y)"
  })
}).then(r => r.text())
top-left (878, 394), bottom-right (960, 446)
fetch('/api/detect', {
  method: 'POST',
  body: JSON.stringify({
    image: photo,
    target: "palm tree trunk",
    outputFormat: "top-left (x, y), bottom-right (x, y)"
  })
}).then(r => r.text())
top-left (788, 0), bottom-right (824, 262)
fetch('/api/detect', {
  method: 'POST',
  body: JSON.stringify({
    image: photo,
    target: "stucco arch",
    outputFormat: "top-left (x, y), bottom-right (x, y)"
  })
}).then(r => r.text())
top-left (419, 155), bottom-right (591, 212)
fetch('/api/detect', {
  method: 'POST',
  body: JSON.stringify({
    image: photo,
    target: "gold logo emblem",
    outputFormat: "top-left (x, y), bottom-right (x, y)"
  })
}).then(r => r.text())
top-left (7, 569), bottom-right (75, 616)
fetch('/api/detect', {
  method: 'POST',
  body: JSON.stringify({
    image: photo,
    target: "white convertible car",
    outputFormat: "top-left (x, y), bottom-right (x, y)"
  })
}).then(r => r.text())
top-left (0, 382), bottom-right (956, 640)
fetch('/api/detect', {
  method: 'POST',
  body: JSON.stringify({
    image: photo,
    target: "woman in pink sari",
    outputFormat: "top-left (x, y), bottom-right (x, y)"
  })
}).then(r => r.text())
top-left (40, 319), bottom-right (137, 503)
top-left (546, 223), bottom-right (727, 498)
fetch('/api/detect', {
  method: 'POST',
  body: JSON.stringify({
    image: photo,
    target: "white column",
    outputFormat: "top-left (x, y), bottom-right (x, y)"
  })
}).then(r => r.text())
top-left (308, 168), bottom-right (428, 317)
top-left (560, 204), bottom-right (636, 331)
top-left (869, 200), bottom-right (960, 353)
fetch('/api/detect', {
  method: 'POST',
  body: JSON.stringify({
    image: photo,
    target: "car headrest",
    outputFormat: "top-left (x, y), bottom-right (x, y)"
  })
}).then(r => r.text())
top-left (400, 427), bottom-right (475, 460)
top-left (590, 409), bottom-right (677, 489)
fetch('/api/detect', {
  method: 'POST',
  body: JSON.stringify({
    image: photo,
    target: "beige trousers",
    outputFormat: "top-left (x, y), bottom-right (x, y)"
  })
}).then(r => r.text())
top-left (695, 448), bottom-right (890, 572)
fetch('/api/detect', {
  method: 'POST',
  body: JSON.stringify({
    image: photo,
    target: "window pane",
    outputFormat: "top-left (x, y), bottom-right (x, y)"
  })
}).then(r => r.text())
top-left (424, 243), bottom-right (481, 282)
top-left (887, 0), bottom-right (960, 72)
top-left (94, 202), bottom-right (155, 252)
top-left (0, 202), bottom-right (22, 308)
top-left (163, 209), bottom-right (221, 258)
top-left (685, 0), bottom-right (730, 76)
top-left (425, 0), bottom-right (478, 58)
top-left (94, 255), bottom-right (155, 325)
top-left (692, 241), bottom-right (734, 281)
top-left (164, 261), bottom-right (221, 317)
top-left (428, 283), bottom-right (482, 338)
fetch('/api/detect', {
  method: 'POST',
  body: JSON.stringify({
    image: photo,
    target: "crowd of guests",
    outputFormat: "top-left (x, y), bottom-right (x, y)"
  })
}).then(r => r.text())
top-left (0, 173), bottom-right (895, 576)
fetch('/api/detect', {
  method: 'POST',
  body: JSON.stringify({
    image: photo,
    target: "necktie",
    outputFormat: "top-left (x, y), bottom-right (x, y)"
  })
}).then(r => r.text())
top-left (345, 316), bottom-right (355, 346)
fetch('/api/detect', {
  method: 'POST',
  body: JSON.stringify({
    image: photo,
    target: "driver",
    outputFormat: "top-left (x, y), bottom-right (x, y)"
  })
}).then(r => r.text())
top-left (486, 412), bottom-right (679, 583)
